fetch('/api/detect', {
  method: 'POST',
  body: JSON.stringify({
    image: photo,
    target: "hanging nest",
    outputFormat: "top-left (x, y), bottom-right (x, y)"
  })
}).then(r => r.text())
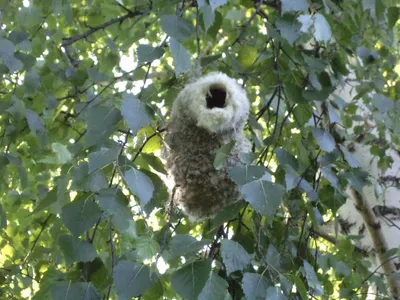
top-left (162, 73), bottom-right (251, 221)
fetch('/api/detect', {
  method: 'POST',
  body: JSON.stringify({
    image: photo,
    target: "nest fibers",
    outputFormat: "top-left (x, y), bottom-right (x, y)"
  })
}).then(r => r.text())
top-left (163, 73), bottom-right (251, 221)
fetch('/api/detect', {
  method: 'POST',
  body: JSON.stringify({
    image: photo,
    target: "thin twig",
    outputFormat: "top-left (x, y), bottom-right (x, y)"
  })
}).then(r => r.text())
top-left (155, 186), bottom-right (176, 264)
top-left (22, 214), bottom-right (52, 265)
top-left (355, 256), bottom-right (399, 296)
top-left (106, 222), bottom-right (115, 300)
top-left (75, 67), bottom-right (138, 117)
top-left (131, 128), bottom-right (165, 163)
top-left (195, 5), bottom-right (201, 60)
top-left (208, 225), bottom-right (226, 259)
top-left (256, 87), bottom-right (278, 120)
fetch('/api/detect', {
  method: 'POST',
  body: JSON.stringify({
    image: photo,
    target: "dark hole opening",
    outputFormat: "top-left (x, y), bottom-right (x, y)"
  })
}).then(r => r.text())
top-left (206, 86), bottom-right (226, 109)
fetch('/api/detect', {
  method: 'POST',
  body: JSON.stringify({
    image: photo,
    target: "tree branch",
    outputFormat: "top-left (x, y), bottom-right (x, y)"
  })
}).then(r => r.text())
top-left (61, 8), bottom-right (150, 47)
top-left (312, 228), bottom-right (367, 255)
top-left (232, 0), bottom-right (263, 45)
top-left (349, 189), bottom-right (400, 298)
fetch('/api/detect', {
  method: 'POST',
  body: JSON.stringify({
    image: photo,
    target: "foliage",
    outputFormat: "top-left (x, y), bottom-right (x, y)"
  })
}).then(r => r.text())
top-left (0, 0), bottom-right (399, 299)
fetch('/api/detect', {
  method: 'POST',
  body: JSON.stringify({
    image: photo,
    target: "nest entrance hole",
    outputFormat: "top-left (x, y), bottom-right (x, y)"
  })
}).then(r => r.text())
top-left (206, 85), bottom-right (227, 109)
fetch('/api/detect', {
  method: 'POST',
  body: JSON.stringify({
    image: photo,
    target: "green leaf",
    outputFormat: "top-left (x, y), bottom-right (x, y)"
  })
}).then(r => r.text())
top-left (83, 106), bottom-right (121, 148)
top-left (198, 272), bottom-right (229, 300)
top-left (169, 37), bottom-right (191, 76)
top-left (200, 54), bottom-right (222, 66)
top-left (123, 168), bottom-right (154, 207)
top-left (356, 46), bottom-right (379, 63)
top-left (293, 104), bottom-right (313, 127)
top-left (303, 260), bottom-right (323, 295)
top-left (312, 128), bottom-right (335, 152)
top-left (207, 10), bottom-right (223, 38)
top-left (34, 187), bottom-right (57, 213)
top-left (0, 38), bottom-right (14, 57)
top-left (15, 52), bottom-right (36, 70)
top-left (314, 13), bottom-right (331, 44)
top-left (53, 0), bottom-right (62, 15)
top-left (0, 203), bottom-right (6, 230)
top-left (142, 279), bottom-right (164, 300)
top-left (303, 87), bottom-right (334, 101)
top-left (96, 188), bottom-right (133, 233)
top-left (26, 109), bottom-right (44, 135)
top-left (88, 146), bottom-right (120, 173)
top-left (9, 31), bottom-right (28, 44)
top-left (242, 273), bottom-right (270, 300)
top-left (87, 67), bottom-right (109, 83)
top-left (61, 197), bottom-right (102, 237)
top-left (343, 169), bottom-right (369, 193)
top-left (388, 7), bottom-right (399, 29)
top-left (24, 70), bottom-right (42, 91)
top-left (39, 143), bottom-right (72, 164)
top-left (290, 274), bottom-right (308, 300)
top-left (371, 94), bottom-right (394, 113)
top-left (137, 44), bottom-right (165, 63)
top-left (339, 145), bottom-right (360, 168)
top-left (221, 239), bottom-right (250, 274)
top-left (266, 287), bottom-right (287, 300)
top-left (241, 180), bottom-right (285, 217)
top-left (88, 170), bottom-right (108, 192)
top-left (275, 148), bottom-right (299, 170)
top-left (121, 94), bottom-right (152, 136)
top-left (362, 0), bottom-right (375, 17)
top-left (298, 14), bottom-right (313, 33)
top-left (136, 236), bottom-right (160, 261)
top-left (331, 52), bottom-right (349, 76)
top-left (160, 15), bottom-right (194, 41)
top-left (210, 200), bottom-right (246, 228)
top-left (320, 167), bottom-right (340, 189)
top-left (50, 282), bottom-right (100, 300)
top-left (113, 261), bottom-right (154, 300)
top-left (334, 261), bottom-right (351, 277)
top-left (171, 260), bottom-right (211, 299)
top-left (266, 244), bottom-right (281, 271)
top-left (17, 6), bottom-right (42, 28)
top-left (275, 19), bottom-right (300, 46)
top-left (228, 165), bottom-right (269, 186)
top-left (5, 153), bottom-right (28, 189)
top-left (281, 0), bottom-right (308, 14)
top-left (210, 0), bottom-right (228, 10)
top-left (198, 0), bottom-right (207, 7)
top-left (3, 55), bottom-right (23, 73)
top-left (18, 36), bottom-right (32, 52)
top-left (279, 274), bottom-right (293, 296)
top-left (169, 234), bottom-right (211, 258)
top-left (7, 95), bottom-right (26, 120)
top-left (201, 5), bottom-right (215, 32)
top-left (214, 140), bottom-right (236, 170)
top-left (141, 153), bottom-right (168, 175)
top-left (58, 235), bottom-right (97, 266)
top-left (382, 248), bottom-right (398, 260)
